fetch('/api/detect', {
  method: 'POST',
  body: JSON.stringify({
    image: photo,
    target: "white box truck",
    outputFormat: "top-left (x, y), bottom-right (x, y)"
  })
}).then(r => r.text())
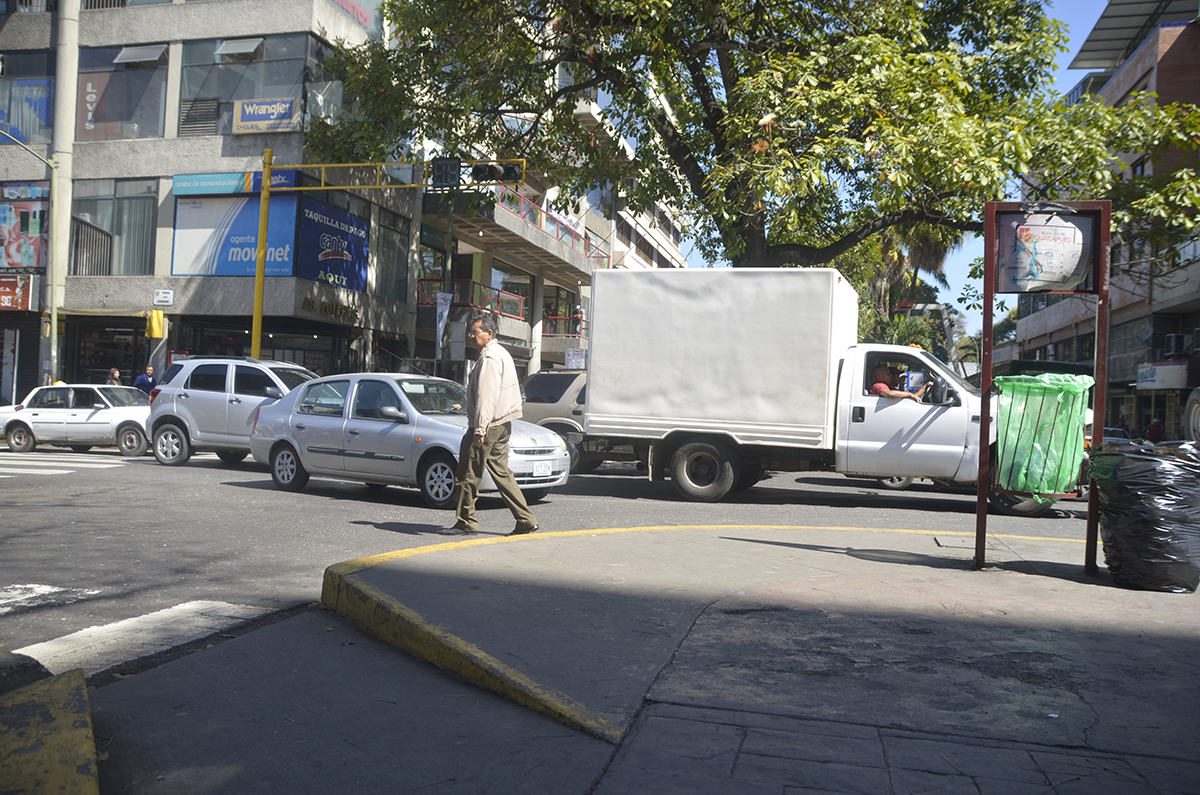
top-left (583, 268), bottom-right (1046, 515)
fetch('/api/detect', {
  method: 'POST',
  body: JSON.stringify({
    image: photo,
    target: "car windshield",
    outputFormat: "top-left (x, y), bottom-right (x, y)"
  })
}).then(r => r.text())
top-left (919, 351), bottom-right (979, 396)
top-left (270, 366), bottom-right (319, 390)
top-left (396, 379), bottom-right (467, 415)
top-left (99, 387), bottom-right (149, 407)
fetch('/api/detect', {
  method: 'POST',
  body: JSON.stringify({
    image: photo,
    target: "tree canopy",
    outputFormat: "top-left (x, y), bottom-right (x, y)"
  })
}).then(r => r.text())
top-left (310, 0), bottom-right (1200, 268)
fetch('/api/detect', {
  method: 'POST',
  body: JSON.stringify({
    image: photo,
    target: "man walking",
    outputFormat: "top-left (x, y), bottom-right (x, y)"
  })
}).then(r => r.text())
top-left (132, 365), bottom-right (157, 394)
top-left (440, 314), bottom-right (539, 537)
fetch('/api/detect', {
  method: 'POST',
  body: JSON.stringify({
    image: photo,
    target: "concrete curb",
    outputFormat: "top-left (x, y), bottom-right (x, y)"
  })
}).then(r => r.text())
top-left (0, 668), bottom-right (98, 795)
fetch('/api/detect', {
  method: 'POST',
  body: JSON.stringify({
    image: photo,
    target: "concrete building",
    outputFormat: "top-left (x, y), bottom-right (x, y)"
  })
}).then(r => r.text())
top-left (1015, 1), bottom-right (1200, 439)
top-left (0, 0), bottom-right (684, 402)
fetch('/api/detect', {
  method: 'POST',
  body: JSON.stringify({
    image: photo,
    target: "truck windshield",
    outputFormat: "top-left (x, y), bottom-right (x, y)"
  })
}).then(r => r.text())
top-left (925, 353), bottom-right (979, 395)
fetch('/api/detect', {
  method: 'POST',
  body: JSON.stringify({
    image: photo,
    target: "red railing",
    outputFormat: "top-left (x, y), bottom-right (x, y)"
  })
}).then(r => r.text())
top-left (417, 278), bottom-right (526, 320)
top-left (542, 316), bottom-right (588, 338)
top-left (496, 186), bottom-right (610, 268)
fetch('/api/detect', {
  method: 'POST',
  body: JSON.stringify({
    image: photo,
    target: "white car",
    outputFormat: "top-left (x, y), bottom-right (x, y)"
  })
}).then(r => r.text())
top-left (249, 373), bottom-right (570, 507)
top-left (2, 384), bottom-right (152, 456)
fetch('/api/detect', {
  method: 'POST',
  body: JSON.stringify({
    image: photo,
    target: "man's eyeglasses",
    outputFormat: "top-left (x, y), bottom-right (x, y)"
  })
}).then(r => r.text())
top-left (467, 328), bottom-right (489, 338)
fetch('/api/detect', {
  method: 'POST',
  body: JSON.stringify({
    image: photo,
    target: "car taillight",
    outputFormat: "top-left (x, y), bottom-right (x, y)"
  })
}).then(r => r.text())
top-left (252, 407), bottom-right (260, 429)
top-left (149, 388), bottom-right (160, 403)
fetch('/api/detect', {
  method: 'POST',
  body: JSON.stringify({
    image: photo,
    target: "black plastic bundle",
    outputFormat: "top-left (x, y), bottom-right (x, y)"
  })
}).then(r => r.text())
top-left (1090, 441), bottom-right (1200, 594)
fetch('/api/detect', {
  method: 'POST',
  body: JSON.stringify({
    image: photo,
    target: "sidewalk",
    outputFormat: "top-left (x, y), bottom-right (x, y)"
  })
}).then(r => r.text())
top-left (88, 523), bottom-right (1200, 793)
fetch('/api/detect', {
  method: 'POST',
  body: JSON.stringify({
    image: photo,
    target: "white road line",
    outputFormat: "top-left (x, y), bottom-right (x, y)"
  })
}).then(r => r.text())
top-left (0, 459), bottom-right (126, 469)
top-left (0, 583), bottom-right (103, 615)
top-left (14, 600), bottom-right (271, 676)
top-left (0, 466), bottom-right (73, 475)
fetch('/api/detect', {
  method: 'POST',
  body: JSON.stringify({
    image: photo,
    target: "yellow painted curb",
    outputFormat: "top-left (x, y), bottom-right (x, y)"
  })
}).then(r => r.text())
top-left (0, 668), bottom-right (98, 795)
top-left (320, 524), bottom-right (1083, 745)
top-left (322, 567), bottom-right (622, 743)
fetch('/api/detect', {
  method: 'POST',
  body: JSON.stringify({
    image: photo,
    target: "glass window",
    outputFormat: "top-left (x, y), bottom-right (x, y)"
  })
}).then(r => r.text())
top-left (492, 262), bottom-right (531, 321)
top-left (0, 51), bottom-right (54, 146)
top-left (352, 380), bottom-right (403, 420)
top-left (30, 387), bottom-right (69, 408)
top-left (267, 365), bottom-right (317, 390)
top-left (159, 362), bottom-right (184, 385)
top-left (99, 387), bottom-right (149, 406)
top-left (234, 365), bottom-right (276, 397)
top-left (71, 387), bottom-right (103, 408)
top-left (186, 364), bottom-right (228, 392)
top-left (72, 179), bottom-right (158, 276)
top-left (521, 372), bottom-right (579, 404)
top-left (77, 45), bottom-right (168, 142)
top-left (375, 209), bottom-right (410, 304)
top-left (397, 379), bottom-right (466, 415)
top-left (297, 380), bottom-right (349, 417)
top-left (179, 34), bottom-right (308, 136)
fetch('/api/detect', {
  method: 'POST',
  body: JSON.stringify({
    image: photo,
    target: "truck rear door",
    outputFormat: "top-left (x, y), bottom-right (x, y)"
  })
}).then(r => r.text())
top-left (840, 350), bottom-right (970, 479)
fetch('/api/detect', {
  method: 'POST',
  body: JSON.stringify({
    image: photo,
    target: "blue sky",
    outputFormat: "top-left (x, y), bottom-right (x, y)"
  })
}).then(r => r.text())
top-left (681, 0), bottom-right (1109, 336)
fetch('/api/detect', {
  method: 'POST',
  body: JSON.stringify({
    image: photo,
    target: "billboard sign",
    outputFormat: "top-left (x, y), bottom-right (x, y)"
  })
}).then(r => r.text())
top-left (172, 170), bottom-right (297, 196)
top-left (0, 274), bottom-right (36, 310)
top-left (0, 182), bottom-right (50, 272)
top-left (996, 212), bottom-right (1094, 293)
top-left (296, 197), bottom-right (369, 292)
top-left (172, 195), bottom-right (297, 276)
top-left (231, 99), bottom-right (301, 134)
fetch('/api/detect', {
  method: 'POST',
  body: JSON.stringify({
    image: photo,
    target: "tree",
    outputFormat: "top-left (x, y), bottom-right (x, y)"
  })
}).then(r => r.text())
top-left (311, 0), bottom-right (1200, 269)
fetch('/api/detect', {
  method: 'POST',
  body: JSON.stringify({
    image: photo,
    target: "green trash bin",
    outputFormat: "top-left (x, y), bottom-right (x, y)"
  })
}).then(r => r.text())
top-left (994, 373), bottom-right (1095, 501)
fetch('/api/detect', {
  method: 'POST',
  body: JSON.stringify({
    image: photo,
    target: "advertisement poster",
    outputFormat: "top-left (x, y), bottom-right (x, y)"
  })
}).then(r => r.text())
top-left (172, 195), bottom-right (297, 276)
top-left (0, 274), bottom-right (36, 311)
top-left (231, 99), bottom-right (301, 134)
top-left (0, 182), bottom-right (50, 271)
top-left (996, 213), bottom-right (1093, 293)
top-left (296, 197), bottom-right (369, 292)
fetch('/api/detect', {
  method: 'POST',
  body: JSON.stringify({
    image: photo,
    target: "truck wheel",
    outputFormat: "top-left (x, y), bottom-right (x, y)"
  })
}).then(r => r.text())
top-left (1184, 390), bottom-right (1200, 441)
top-left (671, 440), bottom-right (738, 502)
top-left (732, 463), bottom-right (763, 492)
top-left (877, 476), bottom-right (914, 490)
top-left (989, 492), bottom-right (1054, 517)
top-left (575, 458), bottom-right (603, 474)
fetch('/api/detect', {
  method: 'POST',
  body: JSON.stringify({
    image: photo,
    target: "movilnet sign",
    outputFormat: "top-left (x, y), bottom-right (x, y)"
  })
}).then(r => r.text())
top-left (297, 197), bottom-right (368, 292)
top-left (231, 99), bottom-right (301, 134)
top-left (0, 274), bottom-right (35, 310)
top-left (172, 170), bottom-right (297, 196)
top-left (172, 195), bottom-right (298, 276)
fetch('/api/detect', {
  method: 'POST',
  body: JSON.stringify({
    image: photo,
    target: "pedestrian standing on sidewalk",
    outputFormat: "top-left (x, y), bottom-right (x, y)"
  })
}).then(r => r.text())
top-left (440, 313), bottom-right (539, 537)
top-left (132, 365), bottom-right (157, 394)
top-left (105, 368), bottom-right (121, 386)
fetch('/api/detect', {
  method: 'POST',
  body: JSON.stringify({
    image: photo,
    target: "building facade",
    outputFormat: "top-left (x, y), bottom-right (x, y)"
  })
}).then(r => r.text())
top-left (1015, 5), bottom-right (1200, 439)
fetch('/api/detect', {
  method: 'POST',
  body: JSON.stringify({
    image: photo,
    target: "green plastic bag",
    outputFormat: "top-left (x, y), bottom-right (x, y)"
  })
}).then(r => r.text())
top-left (994, 373), bottom-right (1095, 501)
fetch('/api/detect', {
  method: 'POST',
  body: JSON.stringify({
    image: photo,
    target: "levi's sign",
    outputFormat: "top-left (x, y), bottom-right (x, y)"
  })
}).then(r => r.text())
top-left (232, 98), bottom-right (301, 134)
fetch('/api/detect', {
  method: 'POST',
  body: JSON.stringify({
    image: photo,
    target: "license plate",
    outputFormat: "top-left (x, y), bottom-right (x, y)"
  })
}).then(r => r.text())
top-left (533, 461), bottom-right (552, 477)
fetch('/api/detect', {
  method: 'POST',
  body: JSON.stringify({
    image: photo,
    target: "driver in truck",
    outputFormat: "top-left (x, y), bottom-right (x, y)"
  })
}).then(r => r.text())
top-left (869, 363), bottom-right (928, 403)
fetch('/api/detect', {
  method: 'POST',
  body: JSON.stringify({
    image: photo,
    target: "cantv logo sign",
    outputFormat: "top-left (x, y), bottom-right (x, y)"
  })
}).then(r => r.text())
top-left (297, 197), bottom-right (368, 292)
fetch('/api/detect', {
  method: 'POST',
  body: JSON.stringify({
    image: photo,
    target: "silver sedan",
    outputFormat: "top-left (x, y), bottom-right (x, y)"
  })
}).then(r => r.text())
top-left (249, 373), bottom-right (570, 507)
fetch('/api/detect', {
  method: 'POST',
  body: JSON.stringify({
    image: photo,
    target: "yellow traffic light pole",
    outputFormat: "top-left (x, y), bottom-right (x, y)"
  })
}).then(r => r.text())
top-left (248, 149), bottom-right (523, 360)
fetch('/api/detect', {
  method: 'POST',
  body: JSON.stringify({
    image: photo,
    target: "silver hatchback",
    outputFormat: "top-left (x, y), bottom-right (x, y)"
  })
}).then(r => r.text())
top-left (249, 373), bottom-right (570, 507)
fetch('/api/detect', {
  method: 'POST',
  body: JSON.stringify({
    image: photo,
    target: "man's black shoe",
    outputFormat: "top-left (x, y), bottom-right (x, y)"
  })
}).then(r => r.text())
top-left (508, 524), bottom-right (539, 536)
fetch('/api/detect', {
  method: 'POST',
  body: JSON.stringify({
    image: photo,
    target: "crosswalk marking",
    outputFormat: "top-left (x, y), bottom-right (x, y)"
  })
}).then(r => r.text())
top-left (0, 450), bottom-right (145, 480)
top-left (0, 457), bottom-right (126, 469)
top-left (0, 467), bottom-right (73, 475)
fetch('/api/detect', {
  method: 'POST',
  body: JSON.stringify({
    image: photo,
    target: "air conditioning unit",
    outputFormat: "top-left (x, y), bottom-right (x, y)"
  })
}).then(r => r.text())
top-left (1165, 333), bottom-right (1187, 356)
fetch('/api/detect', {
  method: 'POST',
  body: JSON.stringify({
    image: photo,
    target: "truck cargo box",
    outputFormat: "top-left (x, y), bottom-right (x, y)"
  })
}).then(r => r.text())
top-left (584, 268), bottom-right (858, 450)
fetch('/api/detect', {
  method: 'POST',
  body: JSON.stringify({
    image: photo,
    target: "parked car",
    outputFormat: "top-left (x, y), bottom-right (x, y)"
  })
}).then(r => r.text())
top-left (1, 384), bottom-right (151, 456)
top-left (521, 369), bottom-right (644, 473)
top-left (249, 373), bottom-right (570, 507)
top-left (149, 356), bottom-right (317, 466)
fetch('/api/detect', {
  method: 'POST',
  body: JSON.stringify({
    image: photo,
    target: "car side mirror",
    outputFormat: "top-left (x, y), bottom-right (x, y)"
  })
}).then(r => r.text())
top-left (380, 405), bottom-right (408, 423)
top-left (262, 386), bottom-right (283, 400)
top-left (944, 388), bottom-right (960, 407)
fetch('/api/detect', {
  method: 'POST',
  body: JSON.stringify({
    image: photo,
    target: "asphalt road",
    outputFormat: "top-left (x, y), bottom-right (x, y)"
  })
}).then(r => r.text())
top-left (0, 447), bottom-right (1093, 651)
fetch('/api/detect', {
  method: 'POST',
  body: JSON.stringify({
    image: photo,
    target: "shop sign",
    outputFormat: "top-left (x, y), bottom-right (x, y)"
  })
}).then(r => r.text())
top-left (301, 296), bottom-right (360, 323)
top-left (0, 182), bottom-right (50, 271)
top-left (0, 274), bottom-right (35, 310)
top-left (171, 195), bottom-right (297, 276)
top-left (1137, 362), bottom-right (1188, 390)
top-left (231, 99), bottom-right (302, 135)
top-left (995, 212), bottom-right (1094, 293)
top-left (172, 170), bottom-right (297, 196)
top-left (296, 197), bottom-right (368, 292)
top-left (325, 0), bottom-right (383, 39)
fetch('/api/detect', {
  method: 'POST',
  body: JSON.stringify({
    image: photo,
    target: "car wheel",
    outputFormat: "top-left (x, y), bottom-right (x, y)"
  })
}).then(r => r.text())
top-left (419, 451), bottom-right (458, 509)
top-left (216, 450), bottom-right (248, 465)
top-left (271, 444), bottom-right (309, 492)
top-left (671, 440), bottom-right (738, 502)
top-left (522, 487), bottom-right (551, 503)
top-left (989, 491), bottom-right (1054, 517)
top-left (6, 424), bottom-right (35, 453)
top-left (877, 476), bottom-right (914, 490)
top-left (117, 426), bottom-right (148, 457)
top-left (70, 445), bottom-right (93, 453)
top-left (153, 424), bottom-right (191, 466)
